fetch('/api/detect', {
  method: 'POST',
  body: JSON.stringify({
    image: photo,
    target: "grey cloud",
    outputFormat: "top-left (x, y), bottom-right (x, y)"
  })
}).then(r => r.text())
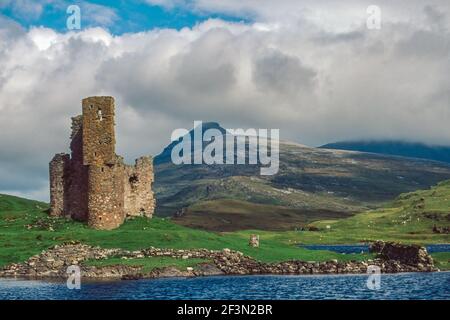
top-left (395, 30), bottom-right (450, 58)
top-left (0, 14), bottom-right (26, 40)
top-left (252, 50), bottom-right (316, 96)
top-left (312, 30), bottom-right (365, 45)
top-left (172, 29), bottom-right (237, 94)
top-left (424, 5), bottom-right (448, 31)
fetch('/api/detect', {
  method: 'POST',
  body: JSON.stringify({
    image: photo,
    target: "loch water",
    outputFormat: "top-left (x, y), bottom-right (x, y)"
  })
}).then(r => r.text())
top-left (1, 272), bottom-right (449, 300)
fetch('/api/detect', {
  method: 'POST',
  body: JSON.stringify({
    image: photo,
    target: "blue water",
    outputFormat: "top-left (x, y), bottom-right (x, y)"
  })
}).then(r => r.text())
top-left (300, 244), bottom-right (450, 254)
top-left (1, 272), bottom-right (449, 300)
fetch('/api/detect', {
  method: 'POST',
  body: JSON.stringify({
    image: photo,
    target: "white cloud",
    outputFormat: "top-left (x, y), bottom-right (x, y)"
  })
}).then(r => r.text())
top-left (80, 1), bottom-right (118, 27)
top-left (147, 0), bottom-right (450, 32)
top-left (0, 2), bottom-right (450, 200)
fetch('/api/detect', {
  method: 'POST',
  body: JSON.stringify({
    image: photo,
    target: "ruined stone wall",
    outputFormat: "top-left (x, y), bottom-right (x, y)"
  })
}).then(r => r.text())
top-left (123, 156), bottom-right (155, 218)
top-left (49, 96), bottom-right (155, 230)
top-left (82, 96), bottom-right (123, 229)
top-left (65, 115), bottom-right (88, 221)
top-left (82, 96), bottom-right (116, 166)
top-left (70, 115), bottom-right (83, 160)
top-left (65, 162), bottom-right (88, 221)
top-left (49, 153), bottom-right (70, 217)
top-left (87, 158), bottom-right (125, 230)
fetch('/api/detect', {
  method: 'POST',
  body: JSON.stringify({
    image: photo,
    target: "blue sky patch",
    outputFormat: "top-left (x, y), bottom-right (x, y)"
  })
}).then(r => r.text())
top-left (0, 0), bottom-right (251, 34)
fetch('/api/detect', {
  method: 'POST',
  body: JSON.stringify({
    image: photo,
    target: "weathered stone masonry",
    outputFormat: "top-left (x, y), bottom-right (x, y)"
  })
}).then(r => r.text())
top-left (49, 96), bottom-right (155, 230)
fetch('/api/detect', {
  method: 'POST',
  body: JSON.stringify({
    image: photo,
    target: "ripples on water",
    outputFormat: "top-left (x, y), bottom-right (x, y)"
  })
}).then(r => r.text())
top-left (1, 272), bottom-right (449, 300)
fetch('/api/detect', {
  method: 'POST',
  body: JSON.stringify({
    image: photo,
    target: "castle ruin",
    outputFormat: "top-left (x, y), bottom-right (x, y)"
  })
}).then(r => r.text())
top-left (49, 96), bottom-right (155, 230)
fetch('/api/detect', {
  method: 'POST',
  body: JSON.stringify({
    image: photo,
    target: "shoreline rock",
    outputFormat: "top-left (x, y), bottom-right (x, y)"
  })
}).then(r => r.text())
top-left (369, 240), bottom-right (434, 271)
top-left (0, 241), bottom-right (437, 281)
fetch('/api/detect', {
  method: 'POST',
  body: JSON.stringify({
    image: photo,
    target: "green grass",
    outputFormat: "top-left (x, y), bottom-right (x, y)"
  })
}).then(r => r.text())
top-left (0, 179), bottom-right (449, 271)
top-left (431, 252), bottom-right (450, 271)
top-left (85, 257), bottom-right (209, 273)
top-left (0, 194), bottom-right (370, 268)
top-left (243, 180), bottom-right (450, 246)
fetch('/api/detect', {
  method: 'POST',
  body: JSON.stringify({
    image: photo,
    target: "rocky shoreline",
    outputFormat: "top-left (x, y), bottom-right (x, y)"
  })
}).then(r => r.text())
top-left (0, 241), bottom-right (438, 281)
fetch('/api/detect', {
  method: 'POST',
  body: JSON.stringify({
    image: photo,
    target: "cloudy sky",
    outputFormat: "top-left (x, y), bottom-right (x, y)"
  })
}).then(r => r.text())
top-left (0, 0), bottom-right (449, 201)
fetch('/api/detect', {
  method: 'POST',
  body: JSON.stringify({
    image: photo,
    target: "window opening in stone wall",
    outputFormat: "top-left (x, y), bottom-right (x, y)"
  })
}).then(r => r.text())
top-left (97, 109), bottom-right (103, 121)
top-left (129, 174), bottom-right (139, 189)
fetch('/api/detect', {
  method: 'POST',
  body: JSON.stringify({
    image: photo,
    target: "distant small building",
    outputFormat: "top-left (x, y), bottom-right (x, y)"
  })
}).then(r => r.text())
top-left (49, 96), bottom-right (155, 230)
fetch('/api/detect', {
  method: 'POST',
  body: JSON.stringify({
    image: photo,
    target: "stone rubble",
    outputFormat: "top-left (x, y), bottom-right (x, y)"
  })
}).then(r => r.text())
top-left (249, 234), bottom-right (260, 247)
top-left (0, 240), bottom-right (437, 281)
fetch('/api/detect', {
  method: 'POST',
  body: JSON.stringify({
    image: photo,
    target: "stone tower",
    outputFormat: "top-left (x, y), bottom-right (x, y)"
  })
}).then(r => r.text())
top-left (49, 96), bottom-right (155, 230)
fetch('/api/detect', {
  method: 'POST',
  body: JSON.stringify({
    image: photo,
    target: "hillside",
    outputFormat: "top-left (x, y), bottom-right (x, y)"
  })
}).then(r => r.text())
top-left (0, 181), bottom-right (448, 271)
top-left (0, 193), bottom-right (371, 269)
top-left (253, 180), bottom-right (450, 247)
top-left (321, 140), bottom-right (450, 164)
top-left (154, 123), bottom-right (450, 230)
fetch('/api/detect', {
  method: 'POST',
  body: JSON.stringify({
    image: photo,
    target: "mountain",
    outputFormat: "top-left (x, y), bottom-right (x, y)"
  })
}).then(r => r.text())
top-left (153, 124), bottom-right (450, 231)
top-left (154, 122), bottom-right (227, 165)
top-left (320, 141), bottom-right (450, 164)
